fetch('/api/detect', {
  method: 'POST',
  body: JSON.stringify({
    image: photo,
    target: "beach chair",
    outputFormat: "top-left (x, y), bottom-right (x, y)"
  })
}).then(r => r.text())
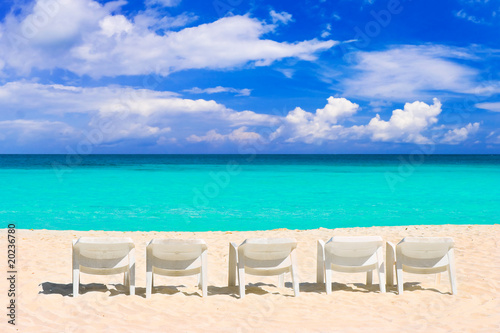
top-left (317, 236), bottom-right (386, 293)
top-left (228, 238), bottom-right (299, 298)
top-left (72, 237), bottom-right (135, 297)
top-left (386, 237), bottom-right (457, 295)
top-left (146, 239), bottom-right (208, 298)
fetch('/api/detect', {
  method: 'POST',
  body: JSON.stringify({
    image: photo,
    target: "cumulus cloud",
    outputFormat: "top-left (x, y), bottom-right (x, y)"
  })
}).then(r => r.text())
top-left (363, 98), bottom-right (442, 144)
top-left (341, 45), bottom-right (479, 101)
top-left (271, 97), bottom-right (359, 143)
top-left (184, 86), bottom-right (251, 96)
top-left (187, 127), bottom-right (262, 143)
top-left (441, 122), bottom-right (480, 144)
top-left (0, 1), bottom-right (336, 78)
top-left (272, 97), bottom-right (452, 145)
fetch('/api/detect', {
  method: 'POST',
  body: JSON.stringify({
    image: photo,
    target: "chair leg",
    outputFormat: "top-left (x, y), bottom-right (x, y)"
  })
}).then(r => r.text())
top-left (72, 268), bottom-right (80, 298)
top-left (325, 258), bottom-right (332, 295)
top-left (278, 274), bottom-right (284, 288)
top-left (448, 249), bottom-right (458, 295)
top-left (376, 248), bottom-right (386, 293)
top-left (376, 266), bottom-right (386, 293)
top-left (201, 250), bottom-right (208, 297)
top-left (291, 272), bottom-right (300, 297)
top-left (366, 271), bottom-right (373, 285)
top-left (129, 269), bottom-right (135, 296)
top-left (290, 251), bottom-right (299, 297)
top-left (386, 242), bottom-right (396, 287)
top-left (146, 247), bottom-right (153, 298)
top-left (72, 245), bottom-right (79, 298)
top-left (237, 256), bottom-right (245, 299)
top-left (129, 249), bottom-right (135, 296)
top-left (317, 240), bottom-right (325, 284)
top-left (146, 272), bottom-right (153, 298)
top-left (396, 261), bottom-right (404, 295)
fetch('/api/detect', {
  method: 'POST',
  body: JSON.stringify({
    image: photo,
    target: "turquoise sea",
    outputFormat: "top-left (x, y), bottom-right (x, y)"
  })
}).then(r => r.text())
top-left (0, 155), bottom-right (498, 231)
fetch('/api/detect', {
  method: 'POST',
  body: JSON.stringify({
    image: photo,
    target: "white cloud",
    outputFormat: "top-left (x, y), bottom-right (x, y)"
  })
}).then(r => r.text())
top-left (316, 96), bottom-right (360, 123)
top-left (454, 9), bottom-right (485, 24)
top-left (475, 102), bottom-right (500, 112)
top-left (0, 81), bottom-right (279, 144)
top-left (187, 127), bottom-right (262, 143)
top-left (321, 23), bottom-right (332, 38)
top-left (134, 11), bottom-right (198, 31)
top-left (187, 130), bottom-right (225, 143)
top-left (0, 1), bottom-right (336, 78)
top-left (146, 0), bottom-right (182, 7)
top-left (184, 86), bottom-right (251, 96)
top-left (0, 119), bottom-right (76, 144)
top-left (441, 122), bottom-right (480, 144)
top-left (276, 68), bottom-right (294, 78)
top-left (363, 98), bottom-right (442, 144)
top-left (271, 97), bottom-right (360, 143)
top-left (341, 45), bottom-right (479, 101)
top-left (0, 0), bottom-right (113, 74)
top-left (0, 81), bottom-right (485, 148)
top-left (486, 131), bottom-right (500, 144)
top-left (99, 15), bottom-right (133, 37)
top-left (270, 10), bottom-right (293, 25)
top-left (454, 1), bottom-right (499, 25)
top-left (272, 97), bottom-right (449, 145)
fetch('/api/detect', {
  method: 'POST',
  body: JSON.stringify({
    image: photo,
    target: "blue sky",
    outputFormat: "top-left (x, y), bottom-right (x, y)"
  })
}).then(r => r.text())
top-left (0, 0), bottom-right (499, 154)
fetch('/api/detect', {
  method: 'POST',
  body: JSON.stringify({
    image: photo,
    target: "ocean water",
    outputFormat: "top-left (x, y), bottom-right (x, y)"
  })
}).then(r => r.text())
top-left (0, 154), bottom-right (498, 231)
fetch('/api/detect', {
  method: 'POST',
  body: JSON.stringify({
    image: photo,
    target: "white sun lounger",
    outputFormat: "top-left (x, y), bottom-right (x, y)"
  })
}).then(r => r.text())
top-left (146, 239), bottom-right (208, 298)
top-left (386, 237), bottom-right (457, 295)
top-left (72, 237), bottom-right (135, 297)
top-left (317, 236), bottom-right (386, 293)
top-left (228, 238), bottom-right (300, 298)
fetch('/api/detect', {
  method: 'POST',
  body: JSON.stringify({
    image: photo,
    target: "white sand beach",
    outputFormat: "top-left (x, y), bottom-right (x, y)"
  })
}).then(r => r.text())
top-left (1, 224), bottom-right (499, 332)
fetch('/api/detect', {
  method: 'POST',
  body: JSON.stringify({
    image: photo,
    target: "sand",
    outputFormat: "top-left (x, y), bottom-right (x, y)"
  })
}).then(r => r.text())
top-left (1, 224), bottom-right (499, 332)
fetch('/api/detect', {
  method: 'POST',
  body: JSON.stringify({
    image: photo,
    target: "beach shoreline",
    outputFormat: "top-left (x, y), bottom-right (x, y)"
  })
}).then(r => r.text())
top-left (1, 224), bottom-right (499, 332)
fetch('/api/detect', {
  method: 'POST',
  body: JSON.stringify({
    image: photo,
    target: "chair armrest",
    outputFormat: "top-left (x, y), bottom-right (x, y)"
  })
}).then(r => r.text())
top-left (317, 240), bottom-right (325, 284)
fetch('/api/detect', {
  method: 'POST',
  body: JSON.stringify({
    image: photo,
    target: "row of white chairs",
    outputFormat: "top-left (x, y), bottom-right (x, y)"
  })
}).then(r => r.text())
top-left (72, 236), bottom-right (457, 298)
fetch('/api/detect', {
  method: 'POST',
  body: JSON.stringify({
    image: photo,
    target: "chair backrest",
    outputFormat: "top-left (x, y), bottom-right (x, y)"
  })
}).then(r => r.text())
top-left (73, 237), bottom-right (134, 270)
top-left (239, 238), bottom-right (297, 269)
top-left (324, 236), bottom-right (383, 267)
top-left (147, 239), bottom-right (207, 271)
top-left (240, 238), bottom-right (297, 260)
top-left (397, 237), bottom-right (454, 268)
